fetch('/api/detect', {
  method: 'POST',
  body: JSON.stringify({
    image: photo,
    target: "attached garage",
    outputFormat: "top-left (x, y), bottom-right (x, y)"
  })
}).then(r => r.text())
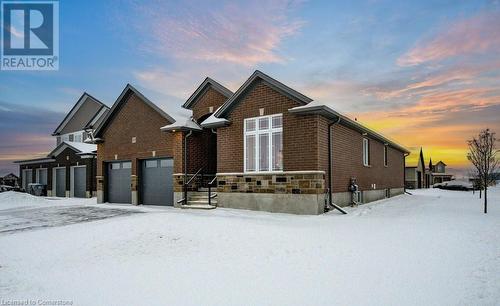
top-left (53, 167), bottom-right (66, 197)
top-left (140, 158), bottom-right (173, 206)
top-left (71, 166), bottom-right (87, 198)
top-left (107, 161), bottom-right (131, 203)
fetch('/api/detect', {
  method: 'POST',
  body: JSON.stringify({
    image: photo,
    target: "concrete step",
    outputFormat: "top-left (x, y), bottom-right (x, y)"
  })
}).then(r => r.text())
top-left (187, 199), bottom-right (218, 205)
top-left (181, 204), bottom-right (216, 210)
top-left (188, 194), bottom-right (217, 200)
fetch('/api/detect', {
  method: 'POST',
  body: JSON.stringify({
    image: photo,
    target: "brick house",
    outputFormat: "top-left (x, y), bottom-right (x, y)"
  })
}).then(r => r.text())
top-left (92, 70), bottom-right (409, 214)
top-left (15, 93), bottom-right (108, 197)
top-left (405, 149), bottom-right (453, 189)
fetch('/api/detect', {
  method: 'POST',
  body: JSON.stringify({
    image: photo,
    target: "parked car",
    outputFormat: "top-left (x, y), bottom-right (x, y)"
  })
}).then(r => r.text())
top-left (0, 185), bottom-right (14, 192)
top-left (433, 180), bottom-right (473, 191)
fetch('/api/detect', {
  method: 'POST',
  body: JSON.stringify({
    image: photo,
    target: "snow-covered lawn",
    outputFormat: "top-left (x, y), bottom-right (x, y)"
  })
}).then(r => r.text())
top-left (0, 188), bottom-right (499, 305)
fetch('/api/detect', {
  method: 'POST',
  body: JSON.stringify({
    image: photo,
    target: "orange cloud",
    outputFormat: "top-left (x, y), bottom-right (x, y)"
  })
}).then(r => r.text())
top-left (398, 11), bottom-right (500, 66)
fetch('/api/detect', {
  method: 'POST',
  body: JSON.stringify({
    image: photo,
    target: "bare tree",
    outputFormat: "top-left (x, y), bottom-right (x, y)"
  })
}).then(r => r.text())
top-left (467, 129), bottom-right (499, 213)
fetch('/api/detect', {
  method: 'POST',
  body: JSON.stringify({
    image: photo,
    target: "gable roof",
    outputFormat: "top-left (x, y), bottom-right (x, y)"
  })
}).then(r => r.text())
top-left (94, 84), bottom-right (175, 138)
top-left (214, 70), bottom-right (313, 118)
top-left (436, 161), bottom-right (447, 166)
top-left (48, 141), bottom-right (97, 157)
top-left (83, 105), bottom-right (109, 130)
top-left (182, 77), bottom-right (233, 109)
top-left (52, 92), bottom-right (107, 136)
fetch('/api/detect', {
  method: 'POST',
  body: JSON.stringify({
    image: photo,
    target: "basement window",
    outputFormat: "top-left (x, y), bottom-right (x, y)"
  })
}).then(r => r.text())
top-left (244, 114), bottom-right (283, 173)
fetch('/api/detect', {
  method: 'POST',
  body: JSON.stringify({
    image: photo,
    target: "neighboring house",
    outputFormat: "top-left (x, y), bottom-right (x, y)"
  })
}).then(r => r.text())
top-left (93, 70), bottom-right (409, 214)
top-left (405, 148), bottom-right (454, 189)
top-left (429, 160), bottom-right (453, 184)
top-left (15, 93), bottom-right (109, 197)
top-left (405, 148), bottom-right (432, 189)
top-left (0, 173), bottom-right (19, 187)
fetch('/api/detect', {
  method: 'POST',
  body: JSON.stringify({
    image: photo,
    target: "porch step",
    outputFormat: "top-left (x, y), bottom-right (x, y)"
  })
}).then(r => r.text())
top-left (181, 204), bottom-right (217, 210)
top-left (197, 188), bottom-right (210, 192)
top-left (188, 194), bottom-right (217, 201)
top-left (187, 199), bottom-right (218, 205)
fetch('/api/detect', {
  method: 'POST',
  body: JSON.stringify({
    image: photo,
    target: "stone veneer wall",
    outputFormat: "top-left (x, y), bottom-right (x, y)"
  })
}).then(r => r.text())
top-left (216, 171), bottom-right (325, 194)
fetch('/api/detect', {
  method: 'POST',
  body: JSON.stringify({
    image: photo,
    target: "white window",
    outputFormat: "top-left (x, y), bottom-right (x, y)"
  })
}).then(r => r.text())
top-left (74, 133), bottom-right (82, 143)
top-left (363, 138), bottom-right (370, 166)
top-left (384, 146), bottom-right (388, 167)
top-left (244, 114), bottom-right (283, 172)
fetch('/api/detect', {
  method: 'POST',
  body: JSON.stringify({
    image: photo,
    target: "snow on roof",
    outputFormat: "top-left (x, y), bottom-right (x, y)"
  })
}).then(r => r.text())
top-left (161, 116), bottom-right (202, 132)
top-left (64, 141), bottom-right (97, 154)
top-left (289, 102), bottom-right (410, 154)
top-left (200, 112), bottom-right (230, 128)
top-left (48, 141), bottom-right (97, 157)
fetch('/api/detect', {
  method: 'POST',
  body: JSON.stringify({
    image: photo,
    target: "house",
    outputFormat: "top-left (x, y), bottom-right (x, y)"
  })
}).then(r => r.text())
top-left (15, 93), bottom-right (109, 197)
top-left (405, 148), bottom-right (454, 188)
top-left (405, 148), bottom-right (430, 189)
top-left (0, 173), bottom-right (19, 187)
top-left (429, 160), bottom-right (453, 184)
top-left (93, 71), bottom-right (409, 214)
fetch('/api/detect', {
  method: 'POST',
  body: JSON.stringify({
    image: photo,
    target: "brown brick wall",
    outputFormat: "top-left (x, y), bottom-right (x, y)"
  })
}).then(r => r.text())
top-left (217, 80), bottom-right (323, 173)
top-left (97, 93), bottom-right (174, 177)
top-left (191, 87), bottom-right (228, 122)
top-left (329, 124), bottom-right (405, 192)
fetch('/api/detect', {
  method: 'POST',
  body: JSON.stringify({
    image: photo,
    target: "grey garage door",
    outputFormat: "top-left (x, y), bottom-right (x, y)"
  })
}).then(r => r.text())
top-left (107, 161), bottom-right (131, 204)
top-left (22, 169), bottom-right (32, 191)
top-left (55, 168), bottom-right (66, 197)
top-left (141, 158), bottom-right (173, 206)
top-left (73, 167), bottom-right (86, 198)
top-left (36, 168), bottom-right (47, 185)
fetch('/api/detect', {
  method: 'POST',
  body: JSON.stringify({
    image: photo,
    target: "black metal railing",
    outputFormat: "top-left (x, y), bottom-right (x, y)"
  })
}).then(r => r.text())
top-left (176, 167), bottom-right (204, 205)
top-left (208, 176), bottom-right (217, 206)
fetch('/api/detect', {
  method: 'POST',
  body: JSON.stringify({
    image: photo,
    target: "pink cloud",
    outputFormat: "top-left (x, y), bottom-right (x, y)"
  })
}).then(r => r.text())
top-left (132, 0), bottom-right (304, 66)
top-left (398, 11), bottom-right (500, 66)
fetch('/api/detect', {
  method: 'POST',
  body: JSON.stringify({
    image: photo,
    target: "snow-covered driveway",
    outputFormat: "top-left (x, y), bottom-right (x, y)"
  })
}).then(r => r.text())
top-left (0, 192), bottom-right (141, 234)
top-left (0, 206), bottom-right (141, 234)
top-left (0, 188), bottom-right (499, 305)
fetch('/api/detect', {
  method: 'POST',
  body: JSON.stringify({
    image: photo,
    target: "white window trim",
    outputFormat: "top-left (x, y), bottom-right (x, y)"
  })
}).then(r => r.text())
top-left (244, 114), bottom-right (283, 173)
top-left (363, 138), bottom-right (370, 166)
top-left (58, 130), bottom-right (86, 144)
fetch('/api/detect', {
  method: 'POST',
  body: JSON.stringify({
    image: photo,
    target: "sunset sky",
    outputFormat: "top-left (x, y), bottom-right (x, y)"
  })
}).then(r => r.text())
top-left (1, 0), bottom-right (499, 176)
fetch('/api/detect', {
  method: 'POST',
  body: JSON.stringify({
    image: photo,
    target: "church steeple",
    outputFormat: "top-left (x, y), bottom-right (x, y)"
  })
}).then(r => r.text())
top-left (429, 158), bottom-right (433, 172)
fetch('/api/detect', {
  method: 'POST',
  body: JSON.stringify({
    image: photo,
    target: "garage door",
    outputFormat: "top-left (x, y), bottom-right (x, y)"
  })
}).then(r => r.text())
top-left (55, 168), bottom-right (66, 197)
top-left (22, 169), bottom-right (32, 191)
top-left (73, 166), bottom-right (86, 198)
top-left (141, 158), bottom-right (173, 205)
top-left (107, 161), bottom-right (131, 203)
top-left (36, 168), bottom-right (48, 185)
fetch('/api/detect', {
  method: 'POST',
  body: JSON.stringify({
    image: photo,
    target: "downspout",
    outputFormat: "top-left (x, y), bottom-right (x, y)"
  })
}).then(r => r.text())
top-left (328, 116), bottom-right (347, 214)
top-left (183, 130), bottom-right (193, 204)
top-left (404, 152), bottom-right (410, 195)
